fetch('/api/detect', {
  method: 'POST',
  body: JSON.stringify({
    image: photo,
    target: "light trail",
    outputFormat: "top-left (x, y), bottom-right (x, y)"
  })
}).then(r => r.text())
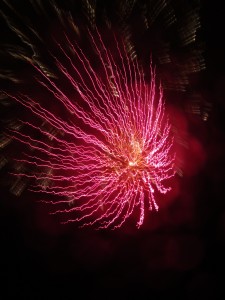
top-left (9, 30), bottom-right (176, 229)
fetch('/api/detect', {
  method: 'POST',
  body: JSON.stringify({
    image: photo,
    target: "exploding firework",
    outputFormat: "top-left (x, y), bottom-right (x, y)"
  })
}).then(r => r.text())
top-left (5, 29), bottom-right (176, 229)
top-left (0, 0), bottom-right (207, 230)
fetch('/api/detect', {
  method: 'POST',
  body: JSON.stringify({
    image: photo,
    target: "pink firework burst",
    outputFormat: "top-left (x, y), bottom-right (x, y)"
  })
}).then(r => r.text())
top-left (8, 30), bottom-right (176, 229)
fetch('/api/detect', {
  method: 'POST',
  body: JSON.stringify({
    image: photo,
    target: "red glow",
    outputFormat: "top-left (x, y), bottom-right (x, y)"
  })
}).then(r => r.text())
top-left (9, 31), bottom-right (176, 229)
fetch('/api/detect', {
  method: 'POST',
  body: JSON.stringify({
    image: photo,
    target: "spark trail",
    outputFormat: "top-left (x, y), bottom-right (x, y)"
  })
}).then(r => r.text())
top-left (9, 30), bottom-right (176, 229)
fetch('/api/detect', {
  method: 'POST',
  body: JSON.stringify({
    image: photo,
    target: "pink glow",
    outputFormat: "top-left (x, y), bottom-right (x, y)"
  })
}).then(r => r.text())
top-left (9, 31), bottom-right (176, 229)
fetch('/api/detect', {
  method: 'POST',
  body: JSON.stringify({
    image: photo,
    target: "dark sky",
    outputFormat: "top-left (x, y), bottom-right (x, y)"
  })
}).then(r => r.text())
top-left (1, 1), bottom-right (225, 299)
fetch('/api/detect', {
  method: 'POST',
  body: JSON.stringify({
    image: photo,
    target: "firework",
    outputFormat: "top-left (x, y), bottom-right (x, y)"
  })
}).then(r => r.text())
top-left (1, 0), bottom-right (206, 230)
top-left (5, 29), bottom-right (176, 229)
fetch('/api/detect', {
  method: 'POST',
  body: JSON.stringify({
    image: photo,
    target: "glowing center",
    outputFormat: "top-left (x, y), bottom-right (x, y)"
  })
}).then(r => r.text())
top-left (128, 161), bottom-right (138, 167)
top-left (126, 137), bottom-right (144, 169)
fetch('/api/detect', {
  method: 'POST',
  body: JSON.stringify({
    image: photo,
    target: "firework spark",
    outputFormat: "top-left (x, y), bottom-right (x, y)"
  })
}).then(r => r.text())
top-left (6, 30), bottom-right (176, 229)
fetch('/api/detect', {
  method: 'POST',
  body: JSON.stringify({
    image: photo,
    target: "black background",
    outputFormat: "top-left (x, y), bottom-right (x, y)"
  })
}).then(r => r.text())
top-left (1, 1), bottom-right (225, 299)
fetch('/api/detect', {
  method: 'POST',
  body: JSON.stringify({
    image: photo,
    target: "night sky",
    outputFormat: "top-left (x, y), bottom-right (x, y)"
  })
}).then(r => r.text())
top-left (1, 1), bottom-right (225, 299)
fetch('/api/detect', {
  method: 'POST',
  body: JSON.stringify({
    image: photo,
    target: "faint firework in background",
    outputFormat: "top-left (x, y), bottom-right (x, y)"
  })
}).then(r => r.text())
top-left (0, 0), bottom-right (207, 229)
